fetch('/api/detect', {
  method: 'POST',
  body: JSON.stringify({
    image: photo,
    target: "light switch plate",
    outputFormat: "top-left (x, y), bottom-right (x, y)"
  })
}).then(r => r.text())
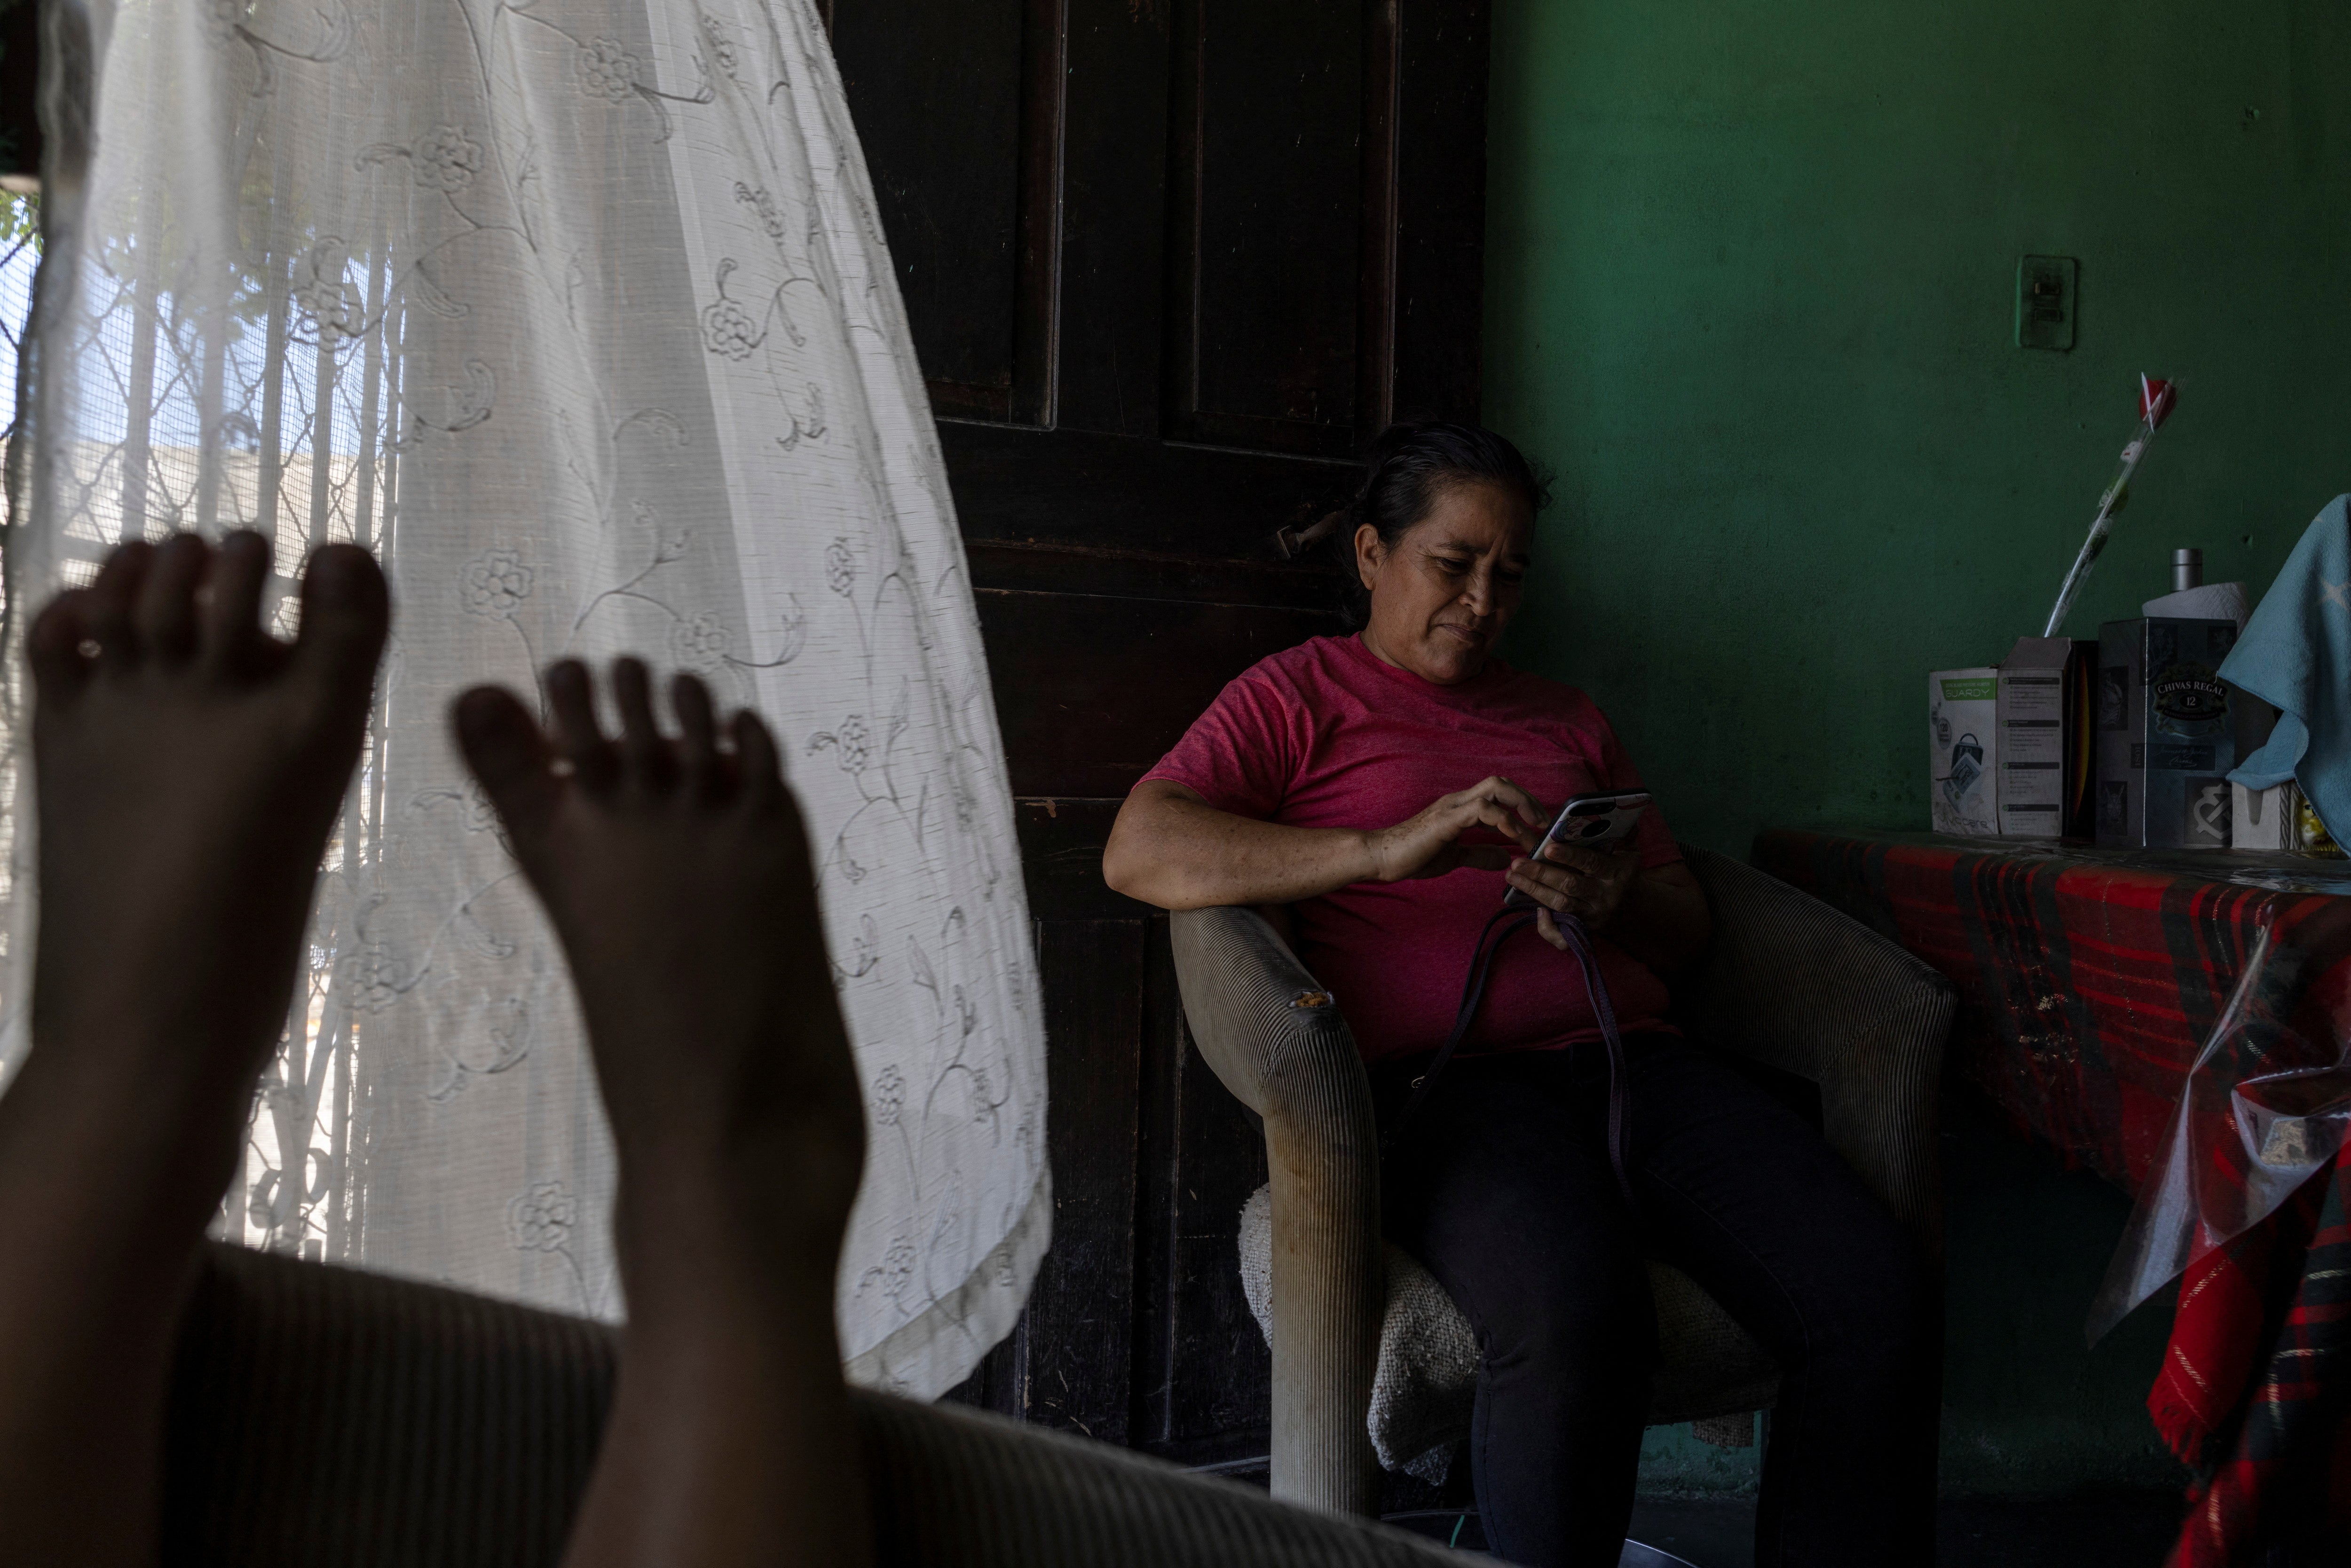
top-left (2016, 255), bottom-right (2077, 351)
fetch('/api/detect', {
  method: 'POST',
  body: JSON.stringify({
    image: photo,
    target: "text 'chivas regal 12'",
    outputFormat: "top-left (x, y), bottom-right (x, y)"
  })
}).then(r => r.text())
top-left (2095, 618), bottom-right (2238, 849)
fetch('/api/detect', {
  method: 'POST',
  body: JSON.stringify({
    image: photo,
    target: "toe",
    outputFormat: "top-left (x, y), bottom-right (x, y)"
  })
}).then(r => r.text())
top-left (454, 686), bottom-right (563, 843)
top-left (134, 533), bottom-right (210, 665)
top-left (84, 542), bottom-right (154, 674)
top-left (610, 657), bottom-right (677, 793)
top-left (545, 660), bottom-right (618, 792)
top-left (199, 531), bottom-right (273, 674)
top-left (291, 544), bottom-right (390, 707)
top-left (729, 708), bottom-right (786, 813)
top-left (671, 673), bottom-right (719, 796)
top-left (26, 592), bottom-right (94, 707)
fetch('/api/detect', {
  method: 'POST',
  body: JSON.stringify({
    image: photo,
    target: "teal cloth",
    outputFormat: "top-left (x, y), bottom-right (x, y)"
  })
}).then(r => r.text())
top-left (2221, 494), bottom-right (2351, 840)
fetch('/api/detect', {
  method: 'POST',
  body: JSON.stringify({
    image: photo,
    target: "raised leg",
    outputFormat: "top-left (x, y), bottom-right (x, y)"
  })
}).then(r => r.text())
top-left (455, 657), bottom-right (873, 1568)
top-left (0, 533), bottom-right (389, 1568)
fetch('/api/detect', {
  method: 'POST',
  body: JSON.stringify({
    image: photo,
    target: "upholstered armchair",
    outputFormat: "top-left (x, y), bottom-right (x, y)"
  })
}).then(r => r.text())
top-left (1168, 845), bottom-right (1955, 1515)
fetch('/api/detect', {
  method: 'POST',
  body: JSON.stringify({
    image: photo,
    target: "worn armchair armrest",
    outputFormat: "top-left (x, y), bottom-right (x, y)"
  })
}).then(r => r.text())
top-left (1169, 906), bottom-right (1383, 1515)
top-left (1673, 846), bottom-right (1957, 1244)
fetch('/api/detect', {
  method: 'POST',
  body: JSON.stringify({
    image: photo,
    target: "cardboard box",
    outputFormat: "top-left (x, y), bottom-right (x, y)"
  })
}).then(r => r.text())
top-left (1929, 669), bottom-right (1999, 836)
top-left (1996, 636), bottom-right (2093, 839)
top-left (2095, 618), bottom-right (2239, 848)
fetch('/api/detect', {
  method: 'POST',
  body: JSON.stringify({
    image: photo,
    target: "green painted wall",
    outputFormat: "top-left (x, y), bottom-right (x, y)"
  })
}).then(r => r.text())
top-left (1482, 0), bottom-right (2351, 1499)
top-left (1487, 0), bottom-right (2351, 857)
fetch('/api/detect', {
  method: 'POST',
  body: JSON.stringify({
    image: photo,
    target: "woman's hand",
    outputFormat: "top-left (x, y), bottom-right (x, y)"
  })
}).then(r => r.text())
top-left (1507, 839), bottom-right (1641, 948)
top-left (1364, 776), bottom-right (1547, 883)
top-left (1507, 847), bottom-right (1715, 972)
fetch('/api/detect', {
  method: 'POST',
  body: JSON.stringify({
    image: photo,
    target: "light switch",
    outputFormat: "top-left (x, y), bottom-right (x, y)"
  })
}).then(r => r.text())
top-left (2016, 255), bottom-right (2077, 351)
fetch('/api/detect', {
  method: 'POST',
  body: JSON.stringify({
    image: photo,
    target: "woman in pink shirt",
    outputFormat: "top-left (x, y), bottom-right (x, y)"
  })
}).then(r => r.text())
top-left (1104, 425), bottom-right (1936, 1568)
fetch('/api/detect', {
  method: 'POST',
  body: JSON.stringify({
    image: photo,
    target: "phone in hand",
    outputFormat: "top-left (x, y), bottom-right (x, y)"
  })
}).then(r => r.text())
top-left (1501, 789), bottom-right (1653, 908)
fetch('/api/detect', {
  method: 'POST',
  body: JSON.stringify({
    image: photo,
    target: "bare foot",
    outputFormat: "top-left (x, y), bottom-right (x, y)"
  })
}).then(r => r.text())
top-left (455, 658), bottom-right (870, 1568)
top-left (0, 531), bottom-right (389, 1568)
top-left (453, 657), bottom-right (865, 1229)
top-left (27, 532), bottom-right (388, 1095)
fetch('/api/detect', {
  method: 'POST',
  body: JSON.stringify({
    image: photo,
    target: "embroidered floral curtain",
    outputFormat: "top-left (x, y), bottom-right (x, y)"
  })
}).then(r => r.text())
top-left (4, 0), bottom-right (1047, 1396)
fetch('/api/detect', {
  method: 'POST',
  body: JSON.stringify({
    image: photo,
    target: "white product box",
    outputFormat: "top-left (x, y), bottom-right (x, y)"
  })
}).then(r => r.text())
top-left (1930, 669), bottom-right (2000, 836)
top-left (1996, 637), bottom-right (2086, 839)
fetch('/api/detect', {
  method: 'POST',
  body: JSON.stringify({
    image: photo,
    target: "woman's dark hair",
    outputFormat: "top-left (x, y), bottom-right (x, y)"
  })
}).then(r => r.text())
top-left (1283, 422), bottom-right (1552, 626)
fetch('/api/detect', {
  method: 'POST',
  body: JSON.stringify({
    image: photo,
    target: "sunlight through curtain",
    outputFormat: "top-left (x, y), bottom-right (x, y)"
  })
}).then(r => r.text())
top-left (3, 0), bottom-right (1047, 1397)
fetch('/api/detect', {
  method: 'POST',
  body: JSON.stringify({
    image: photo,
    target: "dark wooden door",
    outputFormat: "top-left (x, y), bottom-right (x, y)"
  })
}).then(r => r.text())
top-left (831, 0), bottom-right (1490, 1471)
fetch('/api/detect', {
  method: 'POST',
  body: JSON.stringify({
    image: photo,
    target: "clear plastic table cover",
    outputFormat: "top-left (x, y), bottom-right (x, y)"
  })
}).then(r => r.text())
top-left (2089, 899), bottom-right (2351, 1343)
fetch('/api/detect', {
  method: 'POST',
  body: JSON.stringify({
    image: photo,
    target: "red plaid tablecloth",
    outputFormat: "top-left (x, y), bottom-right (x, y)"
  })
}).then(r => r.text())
top-left (1753, 829), bottom-right (2351, 1566)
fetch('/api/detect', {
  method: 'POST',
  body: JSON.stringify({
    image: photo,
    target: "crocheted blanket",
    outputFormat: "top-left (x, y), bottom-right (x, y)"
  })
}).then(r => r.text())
top-left (1237, 1186), bottom-right (1476, 1482)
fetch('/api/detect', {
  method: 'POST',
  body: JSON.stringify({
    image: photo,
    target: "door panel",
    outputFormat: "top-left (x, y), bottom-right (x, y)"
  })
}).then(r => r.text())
top-left (1147, 1018), bottom-right (1276, 1460)
top-left (943, 423), bottom-right (1352, 559)
top-left (829, 1), bottom-right (1025, 418)
top-left (1181, 0), bottom-right (1365, 449)
top-left (1052, 1), bottom-right (1176, 436)
top-left (977, 590), bottom-right (1344, 800)
top-left (1016, 918), bottom-right (1147, 1446)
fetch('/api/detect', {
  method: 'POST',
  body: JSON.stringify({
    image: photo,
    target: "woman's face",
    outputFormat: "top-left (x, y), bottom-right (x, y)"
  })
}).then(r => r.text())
top-left (1354, 479), bottom-right (1533, 686)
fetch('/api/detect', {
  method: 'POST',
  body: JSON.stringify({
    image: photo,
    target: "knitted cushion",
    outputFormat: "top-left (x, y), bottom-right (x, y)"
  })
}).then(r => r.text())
top-left (163, 1243), bottom-right (1461, 1567)
top-left (1237, 1185), bottom-right (1779, 1482)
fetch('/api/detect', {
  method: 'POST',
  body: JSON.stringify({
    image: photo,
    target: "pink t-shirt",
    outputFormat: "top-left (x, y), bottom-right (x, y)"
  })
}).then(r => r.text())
top-left (1144, 634), bottom-right (1680, 1064)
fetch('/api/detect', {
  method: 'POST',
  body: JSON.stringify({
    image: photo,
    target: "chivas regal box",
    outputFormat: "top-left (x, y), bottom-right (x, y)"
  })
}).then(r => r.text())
top-left (1928, 668), bottom-right (1999, 836)
top-left (2095, 618), bottom-right (2239, 849)
top-left (1995, 636), bottom-right (2094, 839)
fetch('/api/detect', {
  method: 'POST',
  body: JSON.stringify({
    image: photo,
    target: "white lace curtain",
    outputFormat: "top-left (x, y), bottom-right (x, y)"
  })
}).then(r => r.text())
top-left (4, 0), bottom-right (1047, 1397)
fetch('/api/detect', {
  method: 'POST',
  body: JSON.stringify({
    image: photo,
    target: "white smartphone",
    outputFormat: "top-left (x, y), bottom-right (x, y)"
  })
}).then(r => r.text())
top-left (1502, 789), bottom-right (1653, 908)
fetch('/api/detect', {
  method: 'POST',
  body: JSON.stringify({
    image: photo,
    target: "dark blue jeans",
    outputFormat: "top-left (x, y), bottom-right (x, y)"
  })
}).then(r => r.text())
top-left (1375, 1036), bottom-right (1940, 1568)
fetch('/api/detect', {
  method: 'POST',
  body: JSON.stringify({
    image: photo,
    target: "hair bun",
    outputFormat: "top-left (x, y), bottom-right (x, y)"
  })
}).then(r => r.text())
top-left (1273, 508), bottom-right (1351, 561)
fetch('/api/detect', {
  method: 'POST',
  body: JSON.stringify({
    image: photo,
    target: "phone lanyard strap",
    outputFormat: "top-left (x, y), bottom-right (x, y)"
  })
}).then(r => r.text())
top-left (1549, 908), bottom-right (1635, 1208)
top-left (1385, 906), bottom-right (1531, 1152)
top-left (1382, 905), bottom-right (1636, 1209)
